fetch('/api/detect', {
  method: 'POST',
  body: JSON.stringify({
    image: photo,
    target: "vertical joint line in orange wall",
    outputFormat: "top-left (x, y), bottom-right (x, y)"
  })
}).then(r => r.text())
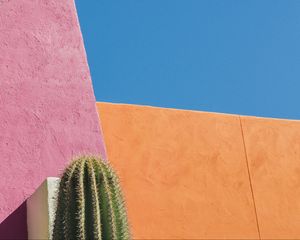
top-left (239, 116), bottom-right (261, 240)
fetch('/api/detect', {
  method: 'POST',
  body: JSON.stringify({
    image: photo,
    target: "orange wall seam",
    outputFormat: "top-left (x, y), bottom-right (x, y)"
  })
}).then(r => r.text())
top-left (97, 102), bottom-right (260, 239)
top-left (239, 116), bottom-right (261, 239)
top-left (97, 102), bottom-right (300, 239)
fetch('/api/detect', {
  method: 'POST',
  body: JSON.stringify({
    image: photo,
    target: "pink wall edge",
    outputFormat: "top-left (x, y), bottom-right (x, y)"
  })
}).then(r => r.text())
top-left (0, 0), bottom-right (106, 224)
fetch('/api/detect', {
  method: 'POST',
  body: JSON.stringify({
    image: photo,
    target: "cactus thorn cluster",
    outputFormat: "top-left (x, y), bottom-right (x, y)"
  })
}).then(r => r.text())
top-left (52, 156), bottom-right (130, 240)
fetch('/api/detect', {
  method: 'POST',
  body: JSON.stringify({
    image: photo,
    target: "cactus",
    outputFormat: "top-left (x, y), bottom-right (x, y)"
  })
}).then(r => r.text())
top-left (52, 156), bottom-right (130, 240)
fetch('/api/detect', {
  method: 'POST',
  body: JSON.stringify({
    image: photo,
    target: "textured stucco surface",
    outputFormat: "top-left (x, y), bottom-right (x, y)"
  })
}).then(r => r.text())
top-left (97, 102), bottom-right (260, 239)
top-left (98, 102), bottom-right (300, 239)
top-left (0, 0), bottom-right (106, 224)
top-left (241, 117), bottom-right (300, 239)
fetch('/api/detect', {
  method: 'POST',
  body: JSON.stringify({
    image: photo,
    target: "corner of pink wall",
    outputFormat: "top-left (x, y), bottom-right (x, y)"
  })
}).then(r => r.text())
top-left (0, 0), bottom-right (106, 224)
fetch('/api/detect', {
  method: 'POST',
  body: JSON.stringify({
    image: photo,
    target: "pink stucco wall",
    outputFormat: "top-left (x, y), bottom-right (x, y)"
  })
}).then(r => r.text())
top-left (0, 0), bottom-right (106, 225)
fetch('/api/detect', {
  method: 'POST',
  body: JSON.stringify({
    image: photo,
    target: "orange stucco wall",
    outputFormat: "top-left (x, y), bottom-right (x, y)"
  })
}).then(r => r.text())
top-left (97, 102), bottom-right (300, 239)
top-left (240, 117), bottom-right (300, 239)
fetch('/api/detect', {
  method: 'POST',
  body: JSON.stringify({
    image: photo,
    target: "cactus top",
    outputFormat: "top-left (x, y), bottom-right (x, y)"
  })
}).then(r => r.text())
top-left (52, 156), bottom-right (130, 240)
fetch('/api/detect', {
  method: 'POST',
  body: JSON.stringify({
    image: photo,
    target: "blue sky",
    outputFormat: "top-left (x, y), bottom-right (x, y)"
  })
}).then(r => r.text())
top-left (75, 0), bottom-right (300, 119)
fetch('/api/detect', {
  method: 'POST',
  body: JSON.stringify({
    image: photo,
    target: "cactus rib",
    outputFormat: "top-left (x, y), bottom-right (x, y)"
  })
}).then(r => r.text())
top-left (52, 156), bottom-right (130, 240)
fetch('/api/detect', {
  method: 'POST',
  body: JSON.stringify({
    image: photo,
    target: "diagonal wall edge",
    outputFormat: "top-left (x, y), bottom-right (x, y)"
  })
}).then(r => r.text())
top-left (0, 0), bottom-right (106, 229)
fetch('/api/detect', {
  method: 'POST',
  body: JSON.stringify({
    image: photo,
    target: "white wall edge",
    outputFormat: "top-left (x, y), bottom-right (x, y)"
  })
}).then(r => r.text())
top-left (27, 177), bottom-right (60, 240)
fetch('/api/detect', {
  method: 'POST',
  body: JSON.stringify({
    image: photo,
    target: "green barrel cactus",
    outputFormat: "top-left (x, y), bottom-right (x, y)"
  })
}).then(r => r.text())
top-left (52, 156), bottom-right (130, 240)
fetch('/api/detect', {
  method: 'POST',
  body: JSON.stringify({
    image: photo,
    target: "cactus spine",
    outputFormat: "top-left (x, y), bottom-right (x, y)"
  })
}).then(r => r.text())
top-left (52, 156), bottom-right (130, 240)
